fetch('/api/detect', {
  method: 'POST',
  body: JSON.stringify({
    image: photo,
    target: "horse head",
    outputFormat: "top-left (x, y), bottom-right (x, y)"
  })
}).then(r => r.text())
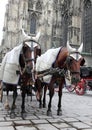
top-left (66, 41), bottom-right (85, 85)
top-left (19, 29), bottom-right (41, 84)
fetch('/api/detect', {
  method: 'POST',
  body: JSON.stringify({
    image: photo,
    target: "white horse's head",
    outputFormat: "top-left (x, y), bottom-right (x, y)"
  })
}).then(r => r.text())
top-left (21, 28), bottom-right (41, 47)
top-left (67, 41), bottom-right (83, 61)
top-left (66, 41), bottom-right (85, 85)
top-left (67, 41), bottom-right (83, 53)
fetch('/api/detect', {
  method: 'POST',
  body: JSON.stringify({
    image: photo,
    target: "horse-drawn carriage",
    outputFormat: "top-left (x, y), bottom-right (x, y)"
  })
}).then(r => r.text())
top-left (74, 66), bottom-right (92, 95)
top-left (0, 30), bottom-right (85, 118)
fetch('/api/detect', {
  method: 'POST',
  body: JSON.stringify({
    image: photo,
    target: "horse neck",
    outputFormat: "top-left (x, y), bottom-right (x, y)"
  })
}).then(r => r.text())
top-left (53, 47), bottom-right (69, 69)
top-left (19, 53), bottom-right (25, 69)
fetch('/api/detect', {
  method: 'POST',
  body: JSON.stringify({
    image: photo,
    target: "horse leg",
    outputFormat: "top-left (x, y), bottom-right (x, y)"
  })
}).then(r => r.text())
top-left (0, 81), bottom-right (3, 102)
top-left (0, 87), bottom-right (3, 102)
top-left (47, 79), bottom-right (55, 116)
top-left (57, 80), bottom-right (64, 116)
top-left (21, 87), bottom-right (26, 118)
top-left (35, 79), bottom-right (43, 108)
top-left (37, 87), bottom-right (43, 108)
top-left (47, 88), bottom-right (54, 116)
top-left (43, 84), bottom-right (47, 108)
top-left (4, 91), bottom-right (10, 110)
top-left (10, 87), bottom-right (17, 118)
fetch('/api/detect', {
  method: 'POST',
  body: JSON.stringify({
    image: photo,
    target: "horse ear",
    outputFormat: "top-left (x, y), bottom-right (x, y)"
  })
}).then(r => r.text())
top-left (35, 31), bottom-right (41, 41)
top-left (78, 43), bottom-right (83, 53)
top-left (21, 28), bottom-right (31, 41)
top-left (33, 31), bottom-right (41, 42)
top-left (22, 28), bottom-right (41, 45)
top-left (80, 57), bottom-right (85, 66)
top-left (67, 41), bottom-right (76, 53)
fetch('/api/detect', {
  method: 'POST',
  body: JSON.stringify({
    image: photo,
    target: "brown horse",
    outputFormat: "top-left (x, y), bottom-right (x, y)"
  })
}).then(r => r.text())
top-left (35, 41), bottom-right (85, 116)
top-left (0, 31), bottom-right (41, 118)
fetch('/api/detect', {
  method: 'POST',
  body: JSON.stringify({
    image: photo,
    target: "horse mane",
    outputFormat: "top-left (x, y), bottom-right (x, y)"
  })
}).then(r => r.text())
top-left (52, 46), bottom-right (69, 68)
top-left (19, 53), bottom-right (25, 69)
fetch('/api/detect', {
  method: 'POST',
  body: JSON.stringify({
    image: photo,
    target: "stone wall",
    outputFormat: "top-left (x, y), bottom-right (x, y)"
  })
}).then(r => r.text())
top-left (2, 0), bottom-right (62, 53)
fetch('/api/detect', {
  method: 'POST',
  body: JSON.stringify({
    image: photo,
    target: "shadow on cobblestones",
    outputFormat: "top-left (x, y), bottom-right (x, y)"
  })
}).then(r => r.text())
top-left (0, 90), bottom-right (92, 130)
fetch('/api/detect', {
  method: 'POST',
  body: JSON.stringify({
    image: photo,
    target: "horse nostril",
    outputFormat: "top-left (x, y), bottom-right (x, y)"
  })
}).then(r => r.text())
top-left (71, 77), bottom-right (80, 84)
top-left (25, 66), bottom-right (32, 74)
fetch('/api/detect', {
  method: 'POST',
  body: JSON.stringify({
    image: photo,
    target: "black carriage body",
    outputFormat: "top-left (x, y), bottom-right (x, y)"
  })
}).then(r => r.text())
top-left (80, 66), bottom-right (92, 88)
top-left (80, 66), bottom-right (92, 78)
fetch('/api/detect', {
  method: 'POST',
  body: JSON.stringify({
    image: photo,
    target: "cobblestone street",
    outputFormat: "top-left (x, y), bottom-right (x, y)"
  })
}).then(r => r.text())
top-left (0, 89), bottom-right (92, 130)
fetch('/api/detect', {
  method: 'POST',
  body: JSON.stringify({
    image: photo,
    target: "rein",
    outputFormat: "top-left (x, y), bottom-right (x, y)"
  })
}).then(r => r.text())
top-left (52, 48), bottom-right (81, 78)
top-left (70, 71), bottom-right (80, 74)
top-left (37, 67), bottom-right (66, 78)
top-left (50, 47), bottom-right (67, 77)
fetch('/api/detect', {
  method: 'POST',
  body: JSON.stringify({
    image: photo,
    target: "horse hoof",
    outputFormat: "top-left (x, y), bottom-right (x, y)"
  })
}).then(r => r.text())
top-left (13, 104), bottom-right (16, 109)
top-left (43, 104), bottom-right (46, 108)
top-left (57, 110), bottom-right (62, 116)
top-left (47, 110), bottom-right (52, 116)
top-left (10, 112), bottom-right (16, 119)
top-left (21, 111), bottom-right (27, 119)
top-left (5, 104), bottom-right (10, 110)
top-left (39, 103), bottom-right (43, 108)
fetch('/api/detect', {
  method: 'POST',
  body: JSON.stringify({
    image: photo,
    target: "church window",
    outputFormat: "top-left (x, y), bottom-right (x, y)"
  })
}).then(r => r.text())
top-left (30, 13), bottom-right (37, 34)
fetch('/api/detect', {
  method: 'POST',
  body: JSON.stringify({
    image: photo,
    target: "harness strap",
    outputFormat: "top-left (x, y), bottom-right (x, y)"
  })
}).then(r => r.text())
top-left (52, 46), bottom-right (64, 68)
top-left (25, 58), bottom-right (34, 62)
top-left (71, 71), bottom-right (80, 74)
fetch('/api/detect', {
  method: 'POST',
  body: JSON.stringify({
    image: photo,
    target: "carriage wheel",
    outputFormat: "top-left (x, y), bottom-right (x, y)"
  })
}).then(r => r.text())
top-left (66, 85), bottom-right (75, 92)
top-left (75, 83), bottom-right (86, 95)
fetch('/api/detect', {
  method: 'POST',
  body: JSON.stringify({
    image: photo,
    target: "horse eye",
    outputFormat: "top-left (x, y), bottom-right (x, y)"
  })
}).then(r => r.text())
top-left (66, 56), bottom-right (73, 64)
top-left (80, 58), bottom-right (85, 66)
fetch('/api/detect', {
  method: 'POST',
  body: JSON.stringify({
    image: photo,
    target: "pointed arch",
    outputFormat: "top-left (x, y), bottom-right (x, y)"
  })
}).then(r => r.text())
top-left (36, 0), bottom-right (42, 11)
top-left (28, 0), bottom-right (33, 9)
top-left (30, 13), bottom-right (37, 34)
top-left (84, 0), bottom-right (91, 8)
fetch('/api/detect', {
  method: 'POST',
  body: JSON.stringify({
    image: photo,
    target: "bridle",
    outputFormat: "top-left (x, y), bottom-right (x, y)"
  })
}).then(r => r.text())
top-left (65, 51), bottom-right (83, 75)
top-left (21, 39), bottom-right (41, 84)
top-left (22, 39), bottom-right (41, 62)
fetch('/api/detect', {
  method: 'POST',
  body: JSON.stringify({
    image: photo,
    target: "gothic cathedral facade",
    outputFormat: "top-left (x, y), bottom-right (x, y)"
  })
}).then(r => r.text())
top-left (2, 0), bottom-right (63, 53)
top-left (1, 0), bottom-right (92, 66)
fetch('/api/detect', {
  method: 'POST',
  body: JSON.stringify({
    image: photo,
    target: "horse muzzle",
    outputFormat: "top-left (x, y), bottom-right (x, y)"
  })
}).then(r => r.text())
top-left (71, 77), bottom-right (80, 85)
top-left (25, 66), bottom-right (33, 74)
top-left (71, 73), bottom-right (80, 85)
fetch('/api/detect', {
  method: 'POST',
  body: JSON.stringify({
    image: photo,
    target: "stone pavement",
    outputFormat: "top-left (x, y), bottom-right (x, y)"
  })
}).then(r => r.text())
top-left (0, 89), bottom-right (92, 130)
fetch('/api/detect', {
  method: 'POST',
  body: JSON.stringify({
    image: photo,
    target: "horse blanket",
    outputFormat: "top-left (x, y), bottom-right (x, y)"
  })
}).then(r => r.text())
top-left (0, 44), bottom-right (23, 84)
top-left (0, 41), bottom-right (38, 85)
top-left (36, 47), bottom-right (61, 83)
